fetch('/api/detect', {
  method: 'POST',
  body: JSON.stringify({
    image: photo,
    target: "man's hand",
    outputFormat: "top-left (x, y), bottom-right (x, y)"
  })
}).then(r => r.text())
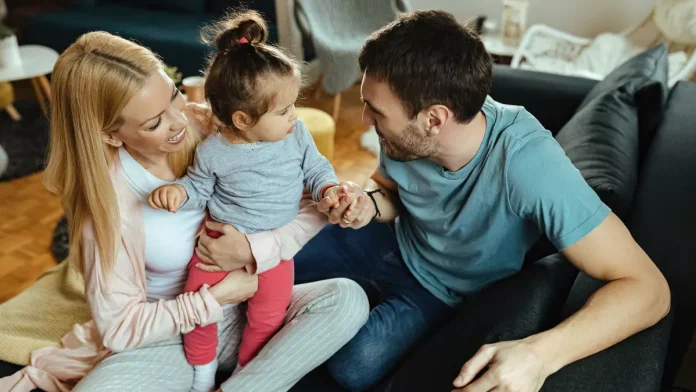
top-left (318, 182), bottom-right (375, 229)
top-left (148, 184), bottom-right (186, 213)
top-left (195, 220), bottom-right (255, 272)
top-left (452, 339), bottom-right (552, 392)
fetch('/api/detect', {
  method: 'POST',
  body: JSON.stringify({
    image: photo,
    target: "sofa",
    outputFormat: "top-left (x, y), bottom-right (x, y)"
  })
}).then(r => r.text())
top-left (8, 0), bottom-right (277, 78)
top-left (1, 49), bottom-right (695, 392)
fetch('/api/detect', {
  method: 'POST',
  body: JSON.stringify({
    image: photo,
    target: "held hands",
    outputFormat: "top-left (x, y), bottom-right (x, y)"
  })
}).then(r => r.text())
top-left (452, 339), bottom-right (554, 392)
top-left (148, 184), bottom-right (187, 213)
top-left (319, 182), bottom-right (376, 229)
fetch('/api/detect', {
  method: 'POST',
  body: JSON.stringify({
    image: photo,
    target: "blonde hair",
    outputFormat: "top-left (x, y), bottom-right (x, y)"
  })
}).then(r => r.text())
top-left (44, 31), bottom-right (198, 274)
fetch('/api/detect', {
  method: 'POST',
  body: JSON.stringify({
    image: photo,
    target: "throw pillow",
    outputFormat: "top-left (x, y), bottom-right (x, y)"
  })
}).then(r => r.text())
top-left (555, 86), bottom-right (639, 219)
top-left (578, 44), bottom-right (669, 159)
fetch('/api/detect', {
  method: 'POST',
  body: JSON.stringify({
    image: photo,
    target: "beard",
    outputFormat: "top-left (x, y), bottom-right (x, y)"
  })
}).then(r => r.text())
top-left (378, 122), bottom-right (438, 162)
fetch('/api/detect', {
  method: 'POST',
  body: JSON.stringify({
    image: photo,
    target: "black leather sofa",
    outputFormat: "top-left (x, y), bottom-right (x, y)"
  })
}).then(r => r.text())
top-left (1, 63), bottom-right (694, 392)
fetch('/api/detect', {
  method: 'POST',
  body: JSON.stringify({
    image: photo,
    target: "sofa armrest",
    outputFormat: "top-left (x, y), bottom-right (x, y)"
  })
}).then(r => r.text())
top-left (543, 305), bottom-right (672, 392)
top-left (383, 253), bottom-right (579, 391)
top-left (490, 65), bottom-right (598, 134)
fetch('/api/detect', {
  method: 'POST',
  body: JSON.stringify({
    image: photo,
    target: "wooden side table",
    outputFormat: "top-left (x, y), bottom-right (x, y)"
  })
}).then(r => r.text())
top-left (480, 33), bottom-right (519, 65)
top-left (0, 45), bottom-right (59, 117)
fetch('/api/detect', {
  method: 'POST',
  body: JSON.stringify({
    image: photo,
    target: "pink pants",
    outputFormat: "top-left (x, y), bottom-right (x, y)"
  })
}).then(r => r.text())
top-left (183, 228), bottom-right (294, 367)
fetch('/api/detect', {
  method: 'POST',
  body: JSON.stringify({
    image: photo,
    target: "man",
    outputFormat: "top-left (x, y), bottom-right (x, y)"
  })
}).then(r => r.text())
top-left (292, 9), bottom-right (670, 392)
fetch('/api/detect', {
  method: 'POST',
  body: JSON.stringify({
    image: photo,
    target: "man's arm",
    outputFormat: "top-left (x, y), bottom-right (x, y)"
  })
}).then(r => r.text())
top-left (527, 212), bottom-right (670, 371)
top-left (454, 135), bottom-right (671, 391)
top-left (454, 213), bottom-right (669, 391)
top-left (366, 170), bottom-right (402, 223)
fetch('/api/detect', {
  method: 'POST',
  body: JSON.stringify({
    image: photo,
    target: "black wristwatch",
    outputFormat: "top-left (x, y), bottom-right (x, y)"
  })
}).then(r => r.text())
top-left (366, 189), bottom-right (385, 219)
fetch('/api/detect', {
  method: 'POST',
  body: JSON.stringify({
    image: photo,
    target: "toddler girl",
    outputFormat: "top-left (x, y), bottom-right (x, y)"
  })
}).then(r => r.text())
top-left (149, 11), bottom-right (347, 392)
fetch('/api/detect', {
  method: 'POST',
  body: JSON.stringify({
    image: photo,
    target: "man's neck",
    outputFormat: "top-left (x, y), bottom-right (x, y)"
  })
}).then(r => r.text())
top-left (430, 111), bottom-right (487, 172)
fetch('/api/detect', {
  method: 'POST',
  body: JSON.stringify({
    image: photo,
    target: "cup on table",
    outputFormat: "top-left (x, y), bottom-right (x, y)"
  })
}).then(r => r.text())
top-left (181, 76), bottom-right (206, 103)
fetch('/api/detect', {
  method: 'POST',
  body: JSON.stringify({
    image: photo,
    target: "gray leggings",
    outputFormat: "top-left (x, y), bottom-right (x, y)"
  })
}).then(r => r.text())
top-left (73, 278), bottom-right (368, 392)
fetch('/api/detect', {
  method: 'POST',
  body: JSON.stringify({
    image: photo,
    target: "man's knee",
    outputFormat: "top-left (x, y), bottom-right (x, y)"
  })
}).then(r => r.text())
top-left (326, 337), bottom-right (394, 391)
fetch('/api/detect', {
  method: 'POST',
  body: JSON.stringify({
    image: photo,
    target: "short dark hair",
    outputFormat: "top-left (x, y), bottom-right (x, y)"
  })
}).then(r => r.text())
top-left (359, 10), bottom-right (492, 124)
top-left (202, 9), bottom-right (300, 131)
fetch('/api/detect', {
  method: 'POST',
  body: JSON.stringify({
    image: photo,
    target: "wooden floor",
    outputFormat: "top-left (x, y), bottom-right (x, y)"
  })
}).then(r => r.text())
top-left (0, 83), bottom-right (377, 303)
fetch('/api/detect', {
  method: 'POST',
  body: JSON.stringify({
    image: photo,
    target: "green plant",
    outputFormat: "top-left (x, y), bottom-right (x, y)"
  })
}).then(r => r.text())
top-left (163, 64), bottom-right (183, 86)
top-left (0, 22), bottom-right (14, 40)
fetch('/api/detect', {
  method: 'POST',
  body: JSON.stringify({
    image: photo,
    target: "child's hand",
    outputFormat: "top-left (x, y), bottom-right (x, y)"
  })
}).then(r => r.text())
top-left (320, 184), bottom-right (359, 223)
top-left (148, 184), bottom-right (187, 213)
top-left (321, 185), bottom-right (344, 209)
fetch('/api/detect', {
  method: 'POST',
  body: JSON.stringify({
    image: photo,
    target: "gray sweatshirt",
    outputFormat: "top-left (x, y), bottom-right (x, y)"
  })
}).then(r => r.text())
top-left (177, 119), bottom-right (338, 234)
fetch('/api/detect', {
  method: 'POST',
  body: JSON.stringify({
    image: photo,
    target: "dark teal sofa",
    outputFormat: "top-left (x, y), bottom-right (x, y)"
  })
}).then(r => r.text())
top-left (17, 0), bottom-right (277, 78)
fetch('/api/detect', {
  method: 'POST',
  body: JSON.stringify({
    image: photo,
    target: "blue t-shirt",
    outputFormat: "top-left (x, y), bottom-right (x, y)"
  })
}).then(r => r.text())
top-left (380, 97), bottom-right (611, 307)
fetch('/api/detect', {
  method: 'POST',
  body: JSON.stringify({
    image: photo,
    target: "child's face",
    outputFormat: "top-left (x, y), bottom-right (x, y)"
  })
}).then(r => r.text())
top-left (246, 74), bottom-right (300, 142)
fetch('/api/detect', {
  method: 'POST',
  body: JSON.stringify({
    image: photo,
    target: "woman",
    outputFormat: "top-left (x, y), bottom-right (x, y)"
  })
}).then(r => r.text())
top-left (0, 31), bottom-right (368, 392)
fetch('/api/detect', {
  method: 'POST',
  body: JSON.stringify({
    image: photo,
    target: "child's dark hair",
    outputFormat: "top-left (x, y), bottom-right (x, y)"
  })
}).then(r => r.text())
top-left (201, 10), bottom-right (300, 130)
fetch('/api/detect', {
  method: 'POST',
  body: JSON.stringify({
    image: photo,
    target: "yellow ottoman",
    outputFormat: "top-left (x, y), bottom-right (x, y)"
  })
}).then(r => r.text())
top-left (296, 107), bottom-right (335, 161)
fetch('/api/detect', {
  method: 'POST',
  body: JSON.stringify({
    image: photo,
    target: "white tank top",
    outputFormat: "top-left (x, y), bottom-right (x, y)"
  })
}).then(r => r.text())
top-left (119, 147), bottom-right (205, 301)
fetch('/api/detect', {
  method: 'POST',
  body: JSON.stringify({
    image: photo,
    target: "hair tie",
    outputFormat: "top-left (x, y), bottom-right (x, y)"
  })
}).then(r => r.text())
top-left (238, 37), bottom-right (249, 44)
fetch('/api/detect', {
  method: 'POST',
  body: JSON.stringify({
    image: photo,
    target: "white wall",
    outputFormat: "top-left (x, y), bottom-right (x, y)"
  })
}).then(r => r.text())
top-left (274, 0), bottom-right (657, 81)
top-left (409, 0), bottom-right (655, 37)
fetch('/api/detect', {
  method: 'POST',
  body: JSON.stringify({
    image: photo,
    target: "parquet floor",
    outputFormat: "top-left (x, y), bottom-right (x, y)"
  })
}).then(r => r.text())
top-left (0, 82), bottom-right (377, 303)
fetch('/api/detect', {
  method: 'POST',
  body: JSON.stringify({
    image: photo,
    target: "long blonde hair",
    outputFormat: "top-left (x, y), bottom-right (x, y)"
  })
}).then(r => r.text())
top-left (44, 31), bottom-right (198, 274)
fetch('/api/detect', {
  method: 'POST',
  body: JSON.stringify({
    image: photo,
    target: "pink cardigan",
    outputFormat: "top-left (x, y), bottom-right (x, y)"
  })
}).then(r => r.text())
top-left (0, 157), bottom-right (327, 392)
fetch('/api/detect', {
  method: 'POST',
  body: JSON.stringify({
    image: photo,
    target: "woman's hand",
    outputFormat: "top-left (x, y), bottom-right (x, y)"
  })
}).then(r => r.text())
top-left (195, 221), bottom-right (255, 272)
top-left (208, 269), bottom-right (258, 306)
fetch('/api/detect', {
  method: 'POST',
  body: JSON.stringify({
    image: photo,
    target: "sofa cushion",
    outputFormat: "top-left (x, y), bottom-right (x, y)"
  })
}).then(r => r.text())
top-left (23, 4), bottom-right (214, 77)
top-left (208, 0), bottom-right (277, 22)
top-left (142, 0), bottom-right (205, 14)
top-left (555, 85), bottom-right (639, 219)
top-left (23, 2), bottom-right (278, 77)
top-left (116, 0), bottom-right (206, 14)
top-left (578, 44), bottom-right (669, 159)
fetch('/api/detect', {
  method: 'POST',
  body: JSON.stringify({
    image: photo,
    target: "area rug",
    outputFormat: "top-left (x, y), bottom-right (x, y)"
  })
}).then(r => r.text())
top-left (51, 215), bottom-right (69, 263)
top-left (0, 101), bottom-right (50, 182)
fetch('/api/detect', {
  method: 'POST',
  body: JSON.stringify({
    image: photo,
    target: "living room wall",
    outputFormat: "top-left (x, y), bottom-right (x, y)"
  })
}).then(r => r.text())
top-left (276, 0), bottom-right (657, 68)
top-left (409, 0), bottom-right (655, 37)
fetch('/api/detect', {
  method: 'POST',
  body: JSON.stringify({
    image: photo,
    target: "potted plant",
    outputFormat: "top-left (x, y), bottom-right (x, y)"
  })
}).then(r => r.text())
top-left (0, 22), bottom-right (21, 69)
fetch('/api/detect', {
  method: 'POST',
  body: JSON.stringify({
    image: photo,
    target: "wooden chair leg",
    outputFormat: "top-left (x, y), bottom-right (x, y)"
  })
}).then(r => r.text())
top-left (332, 93), bottom-right (342, 121)
top-left (5, 105), bottom-right (21, 121)
top-left (38, 75), bottom-right (52, 99)
top-left (31, 78), bottom-right (47, 114)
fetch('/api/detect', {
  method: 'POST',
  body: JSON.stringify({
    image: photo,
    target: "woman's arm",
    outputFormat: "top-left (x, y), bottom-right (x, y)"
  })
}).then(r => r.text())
top-left (82, 221), bottom-right (223, 352)
top-left (248, 196), bottom-right (327, 274)
top-left (195, 194), bottom-right (328, 274)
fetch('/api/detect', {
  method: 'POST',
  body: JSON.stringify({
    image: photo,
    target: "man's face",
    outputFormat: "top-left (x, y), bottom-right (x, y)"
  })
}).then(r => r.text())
top-left (360, 73), bottom-right (438, 162)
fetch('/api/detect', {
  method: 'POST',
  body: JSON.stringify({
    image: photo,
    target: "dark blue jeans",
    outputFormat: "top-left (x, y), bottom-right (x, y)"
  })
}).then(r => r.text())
top-left (294, 222), bottom-right (453, 391)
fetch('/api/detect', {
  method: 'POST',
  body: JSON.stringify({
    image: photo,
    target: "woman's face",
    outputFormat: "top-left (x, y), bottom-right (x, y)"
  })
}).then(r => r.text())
top-left (107, 69), bottom-right (188, 159)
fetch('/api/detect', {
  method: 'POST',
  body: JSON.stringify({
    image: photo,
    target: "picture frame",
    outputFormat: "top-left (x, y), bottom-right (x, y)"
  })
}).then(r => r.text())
top-left (501, 0), bottom-right (529, 46)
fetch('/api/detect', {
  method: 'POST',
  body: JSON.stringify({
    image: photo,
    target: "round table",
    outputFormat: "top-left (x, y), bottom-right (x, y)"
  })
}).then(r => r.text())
top-left (0, 45), bottom-right (59, 118)
top-left (480, 33), bottom-right (519, 64)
